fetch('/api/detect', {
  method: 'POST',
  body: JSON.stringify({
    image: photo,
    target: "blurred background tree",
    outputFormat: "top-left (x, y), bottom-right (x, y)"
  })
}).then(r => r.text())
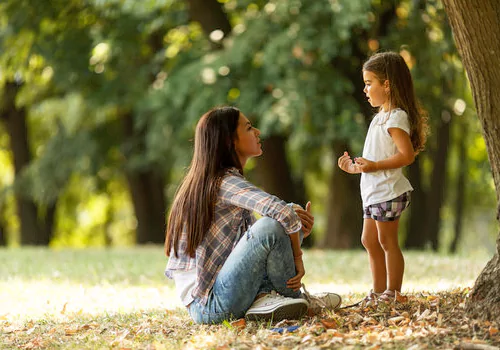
top-left (0, 0), bottom-right (496, 254)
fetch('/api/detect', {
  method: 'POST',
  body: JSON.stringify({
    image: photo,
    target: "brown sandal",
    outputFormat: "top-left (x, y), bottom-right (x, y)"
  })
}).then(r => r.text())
top-left (361, 290), bottom-right (382, 307)
top-left (378, 289), bottom-right (407, 303)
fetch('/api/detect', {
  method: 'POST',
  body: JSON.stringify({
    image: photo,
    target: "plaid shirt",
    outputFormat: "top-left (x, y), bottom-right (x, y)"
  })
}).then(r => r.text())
top-left (165, 167), bottom-right (302, 306)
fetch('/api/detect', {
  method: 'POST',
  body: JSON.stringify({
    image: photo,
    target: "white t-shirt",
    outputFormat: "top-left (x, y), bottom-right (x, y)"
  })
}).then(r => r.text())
top-left (171, 268), bottom-right (196, 307)
top-left (360, 108), bottom-right (414, 207)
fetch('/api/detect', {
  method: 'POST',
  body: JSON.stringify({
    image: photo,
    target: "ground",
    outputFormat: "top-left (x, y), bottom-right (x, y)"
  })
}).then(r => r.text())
top-left (0, 248), bottom-right (499, 349)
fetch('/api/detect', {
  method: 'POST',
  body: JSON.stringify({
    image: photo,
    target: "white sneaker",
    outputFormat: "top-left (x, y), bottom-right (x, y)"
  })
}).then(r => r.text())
top-left (301, 284), bottom-right (342, 314)
top-left (245, 291), bottom-right (309, 322)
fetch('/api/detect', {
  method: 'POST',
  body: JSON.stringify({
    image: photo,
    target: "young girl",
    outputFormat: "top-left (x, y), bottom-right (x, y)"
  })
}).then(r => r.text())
top-left (166, 106), bottom-right (341, 324)
top-left (338, 52), bottom-right (428, 303)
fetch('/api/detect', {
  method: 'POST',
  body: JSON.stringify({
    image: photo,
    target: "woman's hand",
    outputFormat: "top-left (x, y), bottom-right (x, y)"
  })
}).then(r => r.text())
top-left (338, 151), bottom-right (361, 174)
top-left (354, 157), bottom-right (378, 173)
top-left (287, 255), bottom-right (305, 291)
top-left (293, 201), bottom-right (314, 238)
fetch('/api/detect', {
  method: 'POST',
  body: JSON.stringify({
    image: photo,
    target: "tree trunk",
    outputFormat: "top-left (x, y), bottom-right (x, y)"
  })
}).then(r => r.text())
top-left (450, 118), bottom-right (467, 253)
top-left (405, 157), bottom-right (428, 249)
top-left (104, 202), bottom-right (114, 246)
top-left (321, 3), bottom-right (397, 249)
top-left (442, 0), bottom-right (500, 321)
top-left (250, 135), bottom-right (310, 245)
top-left (122, 112), bottom-right (167, 244)
top-left (185, 0), bottom-right (231, 48)
top-left (0, 204), bottom-right (5, 246)
top-left (1, 82), bottom-right (44, 245)
top-left (253, 135), bottom-right (305, 205)
top-left (322, 142), bottom-right (363, 249)
top-left (0, 224), bottom-right (4, 246)
top-left (126, 170), bottom-right (167, 244)
top-left (427, 110), bottom-right (452, 251)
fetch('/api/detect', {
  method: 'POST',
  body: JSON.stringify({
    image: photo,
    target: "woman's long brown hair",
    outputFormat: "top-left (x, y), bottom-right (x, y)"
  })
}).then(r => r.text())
top-left (165, 106), bottom-right (242, 258)
top-left (363, 51), bottom-right (429, 153)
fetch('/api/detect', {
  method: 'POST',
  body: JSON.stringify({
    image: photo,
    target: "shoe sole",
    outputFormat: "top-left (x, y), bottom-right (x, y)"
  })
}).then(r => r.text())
top-left (245, 303), bottom-right (308, 322)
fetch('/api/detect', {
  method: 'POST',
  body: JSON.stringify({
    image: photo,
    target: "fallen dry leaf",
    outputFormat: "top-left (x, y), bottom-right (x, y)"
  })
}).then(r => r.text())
top-left (230, 318), bottom-right (246, 331)
top-left (60, 302), bottom-right (68, 315)
top-left (320, 319), bottom-right (338, 329)
top-left (65, 328), bottom-right (79, 336)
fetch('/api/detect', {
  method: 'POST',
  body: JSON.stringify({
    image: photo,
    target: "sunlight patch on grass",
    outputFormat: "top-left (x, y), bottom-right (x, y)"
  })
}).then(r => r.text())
top-left (1, 280), bottom-right (181, 322)
top-left (0, 247), bottom-right (492, 324)
top-left (301, 249), bottom-right (490, 303)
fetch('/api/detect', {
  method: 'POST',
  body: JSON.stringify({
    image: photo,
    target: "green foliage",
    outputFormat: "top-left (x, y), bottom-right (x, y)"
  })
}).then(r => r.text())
top-left (18, 128), bottom-right (97, 203)
top-left (0, 0), bottom-right (495, 249)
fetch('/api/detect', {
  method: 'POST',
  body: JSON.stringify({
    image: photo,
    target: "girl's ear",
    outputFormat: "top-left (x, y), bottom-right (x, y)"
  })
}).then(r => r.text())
top-left (384, 80), bottom-right (390, 94)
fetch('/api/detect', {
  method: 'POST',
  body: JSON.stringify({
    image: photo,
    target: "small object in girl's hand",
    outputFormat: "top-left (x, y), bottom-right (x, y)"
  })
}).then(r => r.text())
top-left (270, 325), bottom-right (300, 334)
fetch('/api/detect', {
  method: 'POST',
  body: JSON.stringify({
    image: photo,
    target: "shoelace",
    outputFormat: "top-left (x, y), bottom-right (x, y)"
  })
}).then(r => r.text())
top-left (301, 283), bottom-right (327, 309)
top-left (260, 291), bottom-right (286, 304)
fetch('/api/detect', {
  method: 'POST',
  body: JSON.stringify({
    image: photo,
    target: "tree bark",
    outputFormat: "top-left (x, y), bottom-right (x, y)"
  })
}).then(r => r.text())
top-left (442, 0), bottom-right (500, 321)
top-left (323, 142), bottom-right (363, 249)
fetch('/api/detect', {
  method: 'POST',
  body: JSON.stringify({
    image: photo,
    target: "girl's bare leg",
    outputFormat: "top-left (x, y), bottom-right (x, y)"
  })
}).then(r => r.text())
top-left (376, 219), bottom-right (404, 291)
top-left (361, 218), bottom-right (386, 293)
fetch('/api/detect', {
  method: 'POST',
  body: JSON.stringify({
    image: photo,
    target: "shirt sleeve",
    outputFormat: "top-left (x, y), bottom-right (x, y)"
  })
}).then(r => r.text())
top-left (219, 174), bottom-right (302, 235)
top-left (385, 109), bottom-right (411, 135)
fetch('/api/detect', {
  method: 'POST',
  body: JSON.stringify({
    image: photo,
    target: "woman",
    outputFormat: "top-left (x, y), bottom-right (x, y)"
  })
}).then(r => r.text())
top-left (165, 106), bottom-right (341, 324)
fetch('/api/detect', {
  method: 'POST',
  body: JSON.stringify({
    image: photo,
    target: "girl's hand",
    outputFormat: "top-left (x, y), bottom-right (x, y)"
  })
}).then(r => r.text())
top-left (338, 151), bottom-right (361, 174)
top-left (354, 157), bottom-right (378, 173)
top-left (287, 255), bottom-right (305, 291)
top-left (293, 201), bottom-right (314, 238)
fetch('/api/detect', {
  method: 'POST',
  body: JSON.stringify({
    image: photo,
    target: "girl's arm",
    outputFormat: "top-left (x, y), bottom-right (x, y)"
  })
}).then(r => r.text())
top-left (355, 128), bottom-right (415, 172)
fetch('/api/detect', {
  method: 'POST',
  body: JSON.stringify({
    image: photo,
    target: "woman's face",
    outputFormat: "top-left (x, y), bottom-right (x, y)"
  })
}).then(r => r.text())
top-left (234, 113), bottom-right (262, 166)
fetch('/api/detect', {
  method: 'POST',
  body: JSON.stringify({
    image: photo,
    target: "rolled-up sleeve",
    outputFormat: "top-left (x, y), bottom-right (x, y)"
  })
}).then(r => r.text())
top-left (219, 175), bottom-right (302, 235)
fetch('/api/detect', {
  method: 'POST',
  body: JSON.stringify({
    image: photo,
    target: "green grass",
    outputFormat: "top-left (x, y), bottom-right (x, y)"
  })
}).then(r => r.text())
top-left (0, 247), bottom-right (495, 349)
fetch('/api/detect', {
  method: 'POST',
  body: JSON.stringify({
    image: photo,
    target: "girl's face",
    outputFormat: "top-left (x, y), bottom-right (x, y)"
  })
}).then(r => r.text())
top-left (363, 70), bottom-right (390, 111)
top-left (234, 113), bottom-right (262, 166)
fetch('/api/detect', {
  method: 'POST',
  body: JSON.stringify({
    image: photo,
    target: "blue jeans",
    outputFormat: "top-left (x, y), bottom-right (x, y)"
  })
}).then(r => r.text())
top-left (188, 217), bottom-right (303, 324)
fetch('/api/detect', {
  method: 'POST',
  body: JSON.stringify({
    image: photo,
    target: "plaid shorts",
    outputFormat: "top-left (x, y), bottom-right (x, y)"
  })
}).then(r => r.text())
top-left (363, 192), bottom-right (411, 222)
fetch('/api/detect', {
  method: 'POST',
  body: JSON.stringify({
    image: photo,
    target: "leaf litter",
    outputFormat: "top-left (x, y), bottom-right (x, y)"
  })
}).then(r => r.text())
top-left (1, 288), bottom-right (499, 349)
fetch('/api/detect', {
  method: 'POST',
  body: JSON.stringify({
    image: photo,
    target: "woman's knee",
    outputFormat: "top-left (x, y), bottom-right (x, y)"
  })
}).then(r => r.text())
top-left (251, 217), bottom-right (286, 236)
top-left (248, 217), bottom-right (288, 246)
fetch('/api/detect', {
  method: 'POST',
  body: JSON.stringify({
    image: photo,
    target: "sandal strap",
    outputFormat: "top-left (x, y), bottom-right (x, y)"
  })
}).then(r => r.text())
top-left (378, 289), bottom-right (400, 302)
